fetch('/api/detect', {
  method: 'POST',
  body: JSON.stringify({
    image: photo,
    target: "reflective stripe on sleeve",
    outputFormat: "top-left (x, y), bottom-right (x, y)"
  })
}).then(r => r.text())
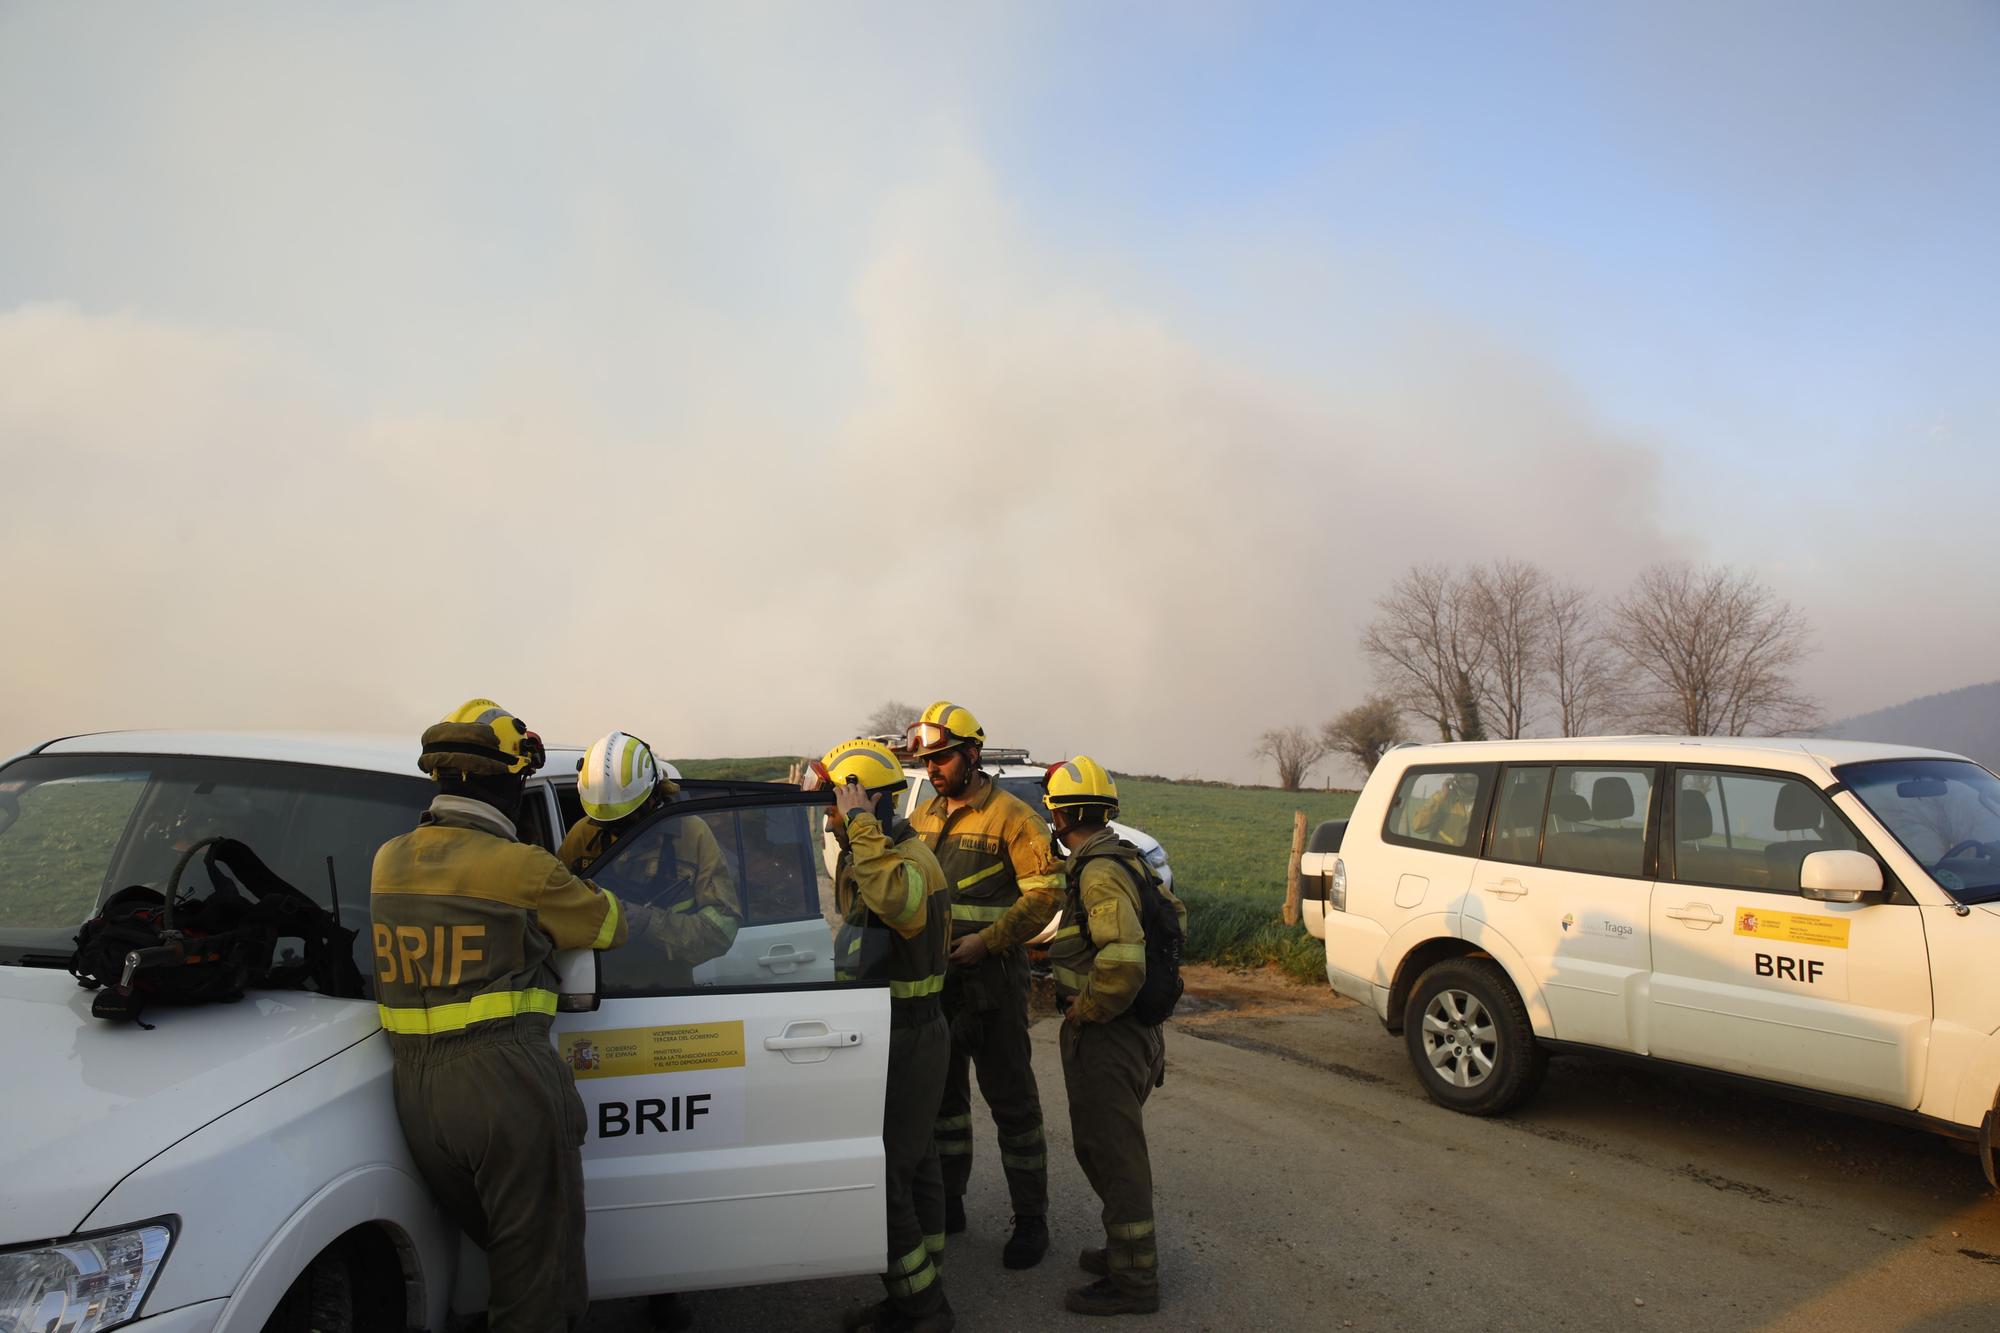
top-left (1051, 964), bottom-right (1090, 991)
top-left (889, 863), bottom-right (926, 924)
top-left (1016, 872), bottom-right (1064, 894)
top-left (591, 893), bottom-right (623, 949)
top-left (697, 905), bottom-right (737, 938)
top-left (378, 987), bottom-right (558, 1035)
top-left (1097, 941), bottom-right (1146, 964)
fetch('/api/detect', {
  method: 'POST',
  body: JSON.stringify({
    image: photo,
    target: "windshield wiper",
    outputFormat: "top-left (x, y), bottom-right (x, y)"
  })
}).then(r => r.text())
top-left (11, 952), bottom-right (75, 969)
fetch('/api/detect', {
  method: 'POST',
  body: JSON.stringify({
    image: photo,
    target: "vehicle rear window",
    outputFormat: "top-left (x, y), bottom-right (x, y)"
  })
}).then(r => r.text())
top-left (1540, 767), bottom-right (1653, 878)
top-left (1384, 768), bottom-right (1487, 854)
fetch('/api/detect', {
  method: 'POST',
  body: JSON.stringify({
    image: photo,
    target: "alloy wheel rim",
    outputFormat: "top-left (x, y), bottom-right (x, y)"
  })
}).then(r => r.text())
top-left (1421, 987), bottom-right (1497, 1089)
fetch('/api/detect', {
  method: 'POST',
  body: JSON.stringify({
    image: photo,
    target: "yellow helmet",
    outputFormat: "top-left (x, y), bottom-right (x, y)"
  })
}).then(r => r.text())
top-left (807, 739), bottom-right (909, 795)
top-left (579, 730), bottom-right (660, 822)
top-left (1043, 755), bottom-right (1118, 813)
top-left (419, 698), bottom-right (546, 777)
top-left (906, 701), bottom-right (985, 759)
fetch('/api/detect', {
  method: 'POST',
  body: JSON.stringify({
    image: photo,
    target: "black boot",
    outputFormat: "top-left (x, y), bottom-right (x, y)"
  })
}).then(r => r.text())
top-left (1078, 1246), bottom-right (1108, 1276)
top-left (1063, 1278), bottom-right (1159, 1316)
top-left (943, 1195), bottom-right (967, 1235)
top-left (1003, 1214), bottom-right (1049, 1270)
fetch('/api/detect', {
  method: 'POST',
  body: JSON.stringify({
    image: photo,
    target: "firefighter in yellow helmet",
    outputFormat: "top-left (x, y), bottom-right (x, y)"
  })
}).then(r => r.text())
top-left (1043, 756), bottom-right (1185, 1317)
top-left (557, 730), bottom-right (740, 990)
top-left (809, 740), bottom-right (956, 1333)
top-left (907, 701), bottom-right (1062, 1267)
top-left (370, 700), bottom-right (630, 1333)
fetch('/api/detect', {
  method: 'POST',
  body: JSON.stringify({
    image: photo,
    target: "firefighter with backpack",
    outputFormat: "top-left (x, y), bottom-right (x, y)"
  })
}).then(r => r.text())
top-left (1042, 755), bottom-right (1186, 1317)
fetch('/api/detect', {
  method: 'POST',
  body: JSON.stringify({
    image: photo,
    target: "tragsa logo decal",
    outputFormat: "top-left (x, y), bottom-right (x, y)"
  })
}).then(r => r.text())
top-left (1561, 913), bottom-right (1575, 932)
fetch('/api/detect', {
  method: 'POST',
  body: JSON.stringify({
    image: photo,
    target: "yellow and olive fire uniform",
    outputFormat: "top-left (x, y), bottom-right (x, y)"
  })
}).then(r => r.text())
top-left (557, 779), bottom-right (740, 988)
top-left (1049, 827), bottom-right (1187, 1300)
top-left (833, 808), bottom-right (953, 1320)
top-left (371, 793), bottom-right (629, 1333)
top-left (912, 774), bottom-right (1063, 1217)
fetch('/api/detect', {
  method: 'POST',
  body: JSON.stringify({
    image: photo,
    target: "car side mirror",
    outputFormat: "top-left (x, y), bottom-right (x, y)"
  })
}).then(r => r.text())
top-left (1800, 850), bottom-right (1884, 903)
top-left (554, 947), bottom-right (601, 1012)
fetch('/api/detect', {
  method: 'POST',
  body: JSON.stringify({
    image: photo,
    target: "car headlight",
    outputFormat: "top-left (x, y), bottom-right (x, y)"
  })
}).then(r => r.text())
top-left (1143, 844), bottom-right (1169, 870)
top-left (1328, 857), bottom-right (1347, 912)
top-left (0, 1219), bottom-right (174, 1333)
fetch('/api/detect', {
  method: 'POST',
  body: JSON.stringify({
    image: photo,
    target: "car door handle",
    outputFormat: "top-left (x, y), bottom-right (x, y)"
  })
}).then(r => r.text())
top-left (763, 1030), bottom-right (862, 1051)
top-left (757, 946), bottom-right (817, 969)
top-left (1665, 903), bottom-right (1724, 927)
top-left (1482, 878), bottom-right (1528, 899)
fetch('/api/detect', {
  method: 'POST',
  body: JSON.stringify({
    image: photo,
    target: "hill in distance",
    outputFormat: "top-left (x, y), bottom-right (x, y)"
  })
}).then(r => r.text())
top-left (1829, 679), bottom-right (2000, 769)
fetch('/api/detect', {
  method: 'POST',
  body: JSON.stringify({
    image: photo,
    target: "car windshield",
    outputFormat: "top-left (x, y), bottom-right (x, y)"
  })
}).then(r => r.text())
top-left (0, 753), bottom-right (431, 973)
top-left (1838, 758), bottom-right (2000, 904)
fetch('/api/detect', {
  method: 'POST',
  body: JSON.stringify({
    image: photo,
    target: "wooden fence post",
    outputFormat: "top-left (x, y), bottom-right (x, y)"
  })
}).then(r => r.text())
top-left (1282, 809), bottom-right (1307, 926)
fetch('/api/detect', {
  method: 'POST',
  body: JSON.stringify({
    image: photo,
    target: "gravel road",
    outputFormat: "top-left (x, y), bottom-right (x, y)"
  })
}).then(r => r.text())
top-left (585, 967), bottom-right (2000, 1332)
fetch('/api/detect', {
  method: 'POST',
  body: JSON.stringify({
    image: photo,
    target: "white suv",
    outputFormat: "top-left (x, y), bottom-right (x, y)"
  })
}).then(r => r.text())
top-left (0, 731), bottom-right (897, 1331)
top-left (1302, 736), bottom-right (2000, 1182)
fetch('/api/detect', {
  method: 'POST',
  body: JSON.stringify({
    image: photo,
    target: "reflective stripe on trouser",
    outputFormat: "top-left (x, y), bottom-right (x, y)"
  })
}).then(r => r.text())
top-left (936, 948), bottom-right (1047, 1215)
top-left (1060, 1016), bottom-right (1167, 1295)
top-left (389, 1020), bottom-right (590, 1332)
top-left (885, 1014), bottom-right (950, 1315)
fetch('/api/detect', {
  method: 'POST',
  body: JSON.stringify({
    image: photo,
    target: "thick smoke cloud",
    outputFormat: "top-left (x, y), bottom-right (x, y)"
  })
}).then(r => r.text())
top-left (3, 3), bottom-right (1993, 779)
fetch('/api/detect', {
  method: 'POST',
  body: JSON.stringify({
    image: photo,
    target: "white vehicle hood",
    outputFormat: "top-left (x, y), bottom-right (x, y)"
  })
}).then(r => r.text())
top-left (0, 968), bottom-right (381, 1241)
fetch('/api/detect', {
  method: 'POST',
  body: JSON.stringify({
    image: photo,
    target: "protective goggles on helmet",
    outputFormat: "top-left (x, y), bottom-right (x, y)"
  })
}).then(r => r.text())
top-left (800, 760), bottom-right (839, 792)
top-left (906, 721), bottom-right (972, 755)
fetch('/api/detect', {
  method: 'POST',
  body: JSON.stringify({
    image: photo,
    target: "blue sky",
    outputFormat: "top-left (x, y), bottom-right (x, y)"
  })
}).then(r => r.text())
top-left (1, 2), bottom-right (1994, 778)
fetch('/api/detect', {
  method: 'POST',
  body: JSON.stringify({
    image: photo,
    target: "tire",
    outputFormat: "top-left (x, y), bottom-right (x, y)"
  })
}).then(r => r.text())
top-left (262, 1246), bottom-right (354, 1333)
top-left (1402, 956), bottom-right (1546, 1116)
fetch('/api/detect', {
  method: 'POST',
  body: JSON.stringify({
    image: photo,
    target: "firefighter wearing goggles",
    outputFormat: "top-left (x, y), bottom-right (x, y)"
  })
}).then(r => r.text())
top-left (558, 730), bottom-right (740, 991)
top-left (808, 741), bottom-right (957, 1331)
top-left (1043, 756), bottom-right (1183, 1316)
top-left (370, 699), bottom-right (629, 1332)
top-left (906, 701), bottom-right (1062, 1269)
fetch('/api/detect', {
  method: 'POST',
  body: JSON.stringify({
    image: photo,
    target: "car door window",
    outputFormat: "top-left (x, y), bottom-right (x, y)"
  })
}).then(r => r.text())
top-left (1384, 767), bottom-right (1489, 853)
top-left (1672, 769), bottom-right (1858, 893)
top-left (1541, 767), bottom-right (1653, 878)
top-left (1488, 767), bottom-right (1552, 865)
top-left (586, 796), bottom-right (839, 996)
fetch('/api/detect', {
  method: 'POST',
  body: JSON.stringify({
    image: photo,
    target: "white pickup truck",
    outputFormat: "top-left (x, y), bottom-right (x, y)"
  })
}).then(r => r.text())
top-left (0, 730), bottom-right (893, 1331)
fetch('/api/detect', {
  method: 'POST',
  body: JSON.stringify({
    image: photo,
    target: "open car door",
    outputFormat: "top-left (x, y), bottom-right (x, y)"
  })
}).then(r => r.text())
top-left (553, 789), bottom-right (890, 1296)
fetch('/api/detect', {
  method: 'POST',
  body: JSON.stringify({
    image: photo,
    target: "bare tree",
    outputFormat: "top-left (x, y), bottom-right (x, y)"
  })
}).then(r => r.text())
top-left (1542, 579), bottom-right (1619, 737)
top-left (860, 700), bottom-right (921, 737)
top-left (1466, 559), bottom-right (1549, 740)
top-left (1322, 695), bottom-right (1404, 778)
top-left (1255, 724), bottom-right (1329, 790)
top-left (1362, 565), bottom-right (1489, 742)
top-left (1608, 563), bottom-right (1823, 736)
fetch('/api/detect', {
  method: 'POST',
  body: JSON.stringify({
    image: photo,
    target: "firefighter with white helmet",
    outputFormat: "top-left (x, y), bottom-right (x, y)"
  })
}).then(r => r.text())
top-left (371, 699), bottom-right (630, 1332)
top-left (809, 739), bottom-right (956, 1332)
top-left (907, 700), bottom-right (1063, 1268)
top-left (557, 730), bottom-right (740, 990)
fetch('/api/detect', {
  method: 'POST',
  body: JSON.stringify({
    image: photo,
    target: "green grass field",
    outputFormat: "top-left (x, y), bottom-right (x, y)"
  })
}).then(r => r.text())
top-left (1114, 777), bottom-right (1356, 982)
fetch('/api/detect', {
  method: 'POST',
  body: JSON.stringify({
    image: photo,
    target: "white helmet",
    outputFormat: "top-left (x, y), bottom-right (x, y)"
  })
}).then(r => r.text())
top-left (579, 731), bottom-right (661, 823)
